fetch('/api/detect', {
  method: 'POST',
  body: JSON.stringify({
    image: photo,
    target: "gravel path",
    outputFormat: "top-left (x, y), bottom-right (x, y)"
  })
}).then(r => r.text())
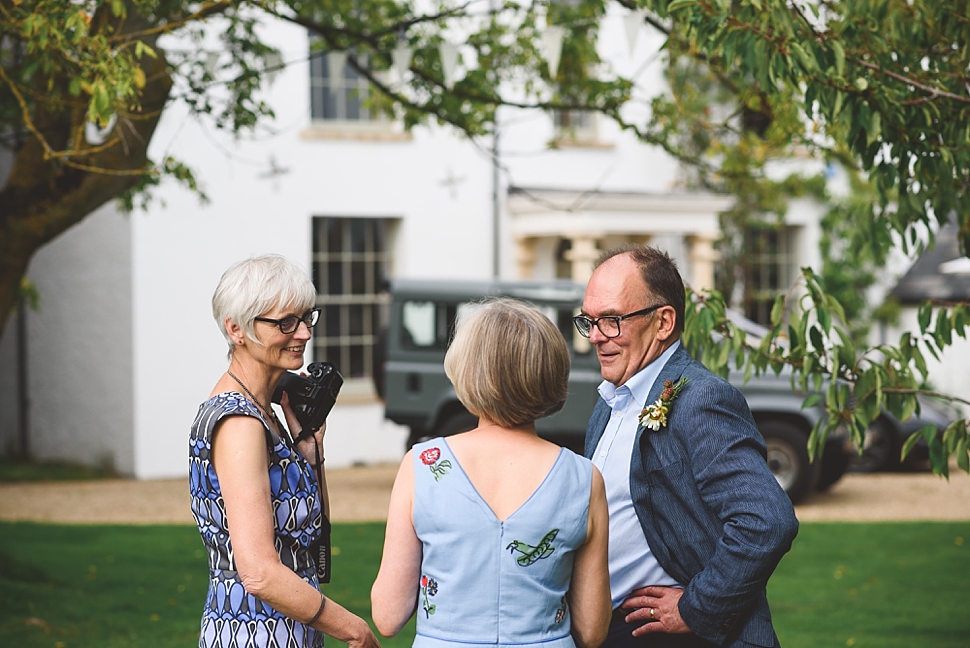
top-left (1, 464), bottom-right (968, 525)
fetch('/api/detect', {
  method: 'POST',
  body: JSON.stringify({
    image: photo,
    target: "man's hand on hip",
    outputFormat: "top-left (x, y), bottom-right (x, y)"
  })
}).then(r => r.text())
top-left (620, 586), bottom-right (691, 636)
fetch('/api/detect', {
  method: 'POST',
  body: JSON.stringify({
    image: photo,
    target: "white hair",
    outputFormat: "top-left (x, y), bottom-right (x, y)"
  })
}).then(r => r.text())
top-left (212, 254), bottom-right (317, 358)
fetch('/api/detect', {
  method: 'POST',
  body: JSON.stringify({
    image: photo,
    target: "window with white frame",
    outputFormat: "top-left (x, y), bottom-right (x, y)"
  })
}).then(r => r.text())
top-left (552, 109), bottom-right (597, 144)
top-left (309, 50), bottom-right (373, 122)
top-left (312, 217), bottom-right (391, 390)
top-left (742, 225), bottom-right (795, 326)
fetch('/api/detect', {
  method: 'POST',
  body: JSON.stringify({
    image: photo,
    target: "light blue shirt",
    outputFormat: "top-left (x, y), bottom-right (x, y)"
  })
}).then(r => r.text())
top-left (592, 341), bottom-right (682, 608)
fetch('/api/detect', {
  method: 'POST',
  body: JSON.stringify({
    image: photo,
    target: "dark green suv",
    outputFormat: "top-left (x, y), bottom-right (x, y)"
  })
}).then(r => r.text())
top-left (379, 278), bottom-right (851, 503)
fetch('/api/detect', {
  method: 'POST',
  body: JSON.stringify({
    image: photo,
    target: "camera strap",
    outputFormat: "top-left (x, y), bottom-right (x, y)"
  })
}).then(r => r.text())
top-left (307, 439), bottom-right (331, 584)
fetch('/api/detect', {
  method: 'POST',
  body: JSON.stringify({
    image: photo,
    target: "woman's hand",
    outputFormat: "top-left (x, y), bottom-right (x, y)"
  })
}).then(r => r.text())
top-left (280, 392), bottom-right (326, 461)
top-left (346, 616), bottom-right (382, 648)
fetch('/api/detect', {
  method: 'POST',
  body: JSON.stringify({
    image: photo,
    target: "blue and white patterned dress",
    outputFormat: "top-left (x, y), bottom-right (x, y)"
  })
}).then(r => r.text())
top-left (189, 392), bottom-right (325, 648)
top-left (411, 438), bottom-right (593, 648)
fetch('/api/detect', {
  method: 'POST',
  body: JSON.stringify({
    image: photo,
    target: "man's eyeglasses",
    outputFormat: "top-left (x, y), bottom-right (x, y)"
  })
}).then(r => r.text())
top-left (254, 308), bottom-right (320, 334)
top-left (572, 304), bottom-right (666, 339)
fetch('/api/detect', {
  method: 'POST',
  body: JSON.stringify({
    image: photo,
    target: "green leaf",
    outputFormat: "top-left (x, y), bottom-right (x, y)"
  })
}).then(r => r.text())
top-left (802, 393), bottom-right (824, 409)
top-left (809, 325), bottom-right (824, 351)
top-left (957, 434), bottom-right (969, 473)
top-left (770, 294), bottom-right (785, 326)
top-left (134, 41), bottom-right (158, 60)
top-left (824, 295), bottom-right (847, 326)
top-left (667, 0), bottom-right (700, 11)
top-left (817, 306), bottom-right (831, 334)
top-left (935, 308), bottom-right (953, 347)
top-left (929, 434), bottom-right (947, 478)
top-left (866, 110), bottom-right (882, 146)
top-left (911, 344), bottom-right (927, 379)
top-left (832, 40), bottom-right (845, 77)
top-left (917, 303), bottom-right (932, 334)
top-left (899, 395), bottom-right (917, 422)
top-left (901, 430), bottom-right (923, 460)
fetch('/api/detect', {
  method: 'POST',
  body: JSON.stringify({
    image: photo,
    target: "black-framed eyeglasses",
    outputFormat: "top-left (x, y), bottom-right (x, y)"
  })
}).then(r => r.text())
top-left (572, 304), bottom-right (666, 339)
top-left (254, 308), bottom-right (320, 334)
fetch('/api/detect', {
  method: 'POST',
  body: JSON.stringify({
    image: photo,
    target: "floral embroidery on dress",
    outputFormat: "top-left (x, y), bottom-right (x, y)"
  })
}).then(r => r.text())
top-left (420, 447), bottom-right (453, 481)
top-left (506, 529), bottom-right (559, 566)
top-left (639, 377), bottom-right (688, 431)
top-left (554, 596), bottom-right (567, 623)
top-left (420, 575), bottom-right (438, 617)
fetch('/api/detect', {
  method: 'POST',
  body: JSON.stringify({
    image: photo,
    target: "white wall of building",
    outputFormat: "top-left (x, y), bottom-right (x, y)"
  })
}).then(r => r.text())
top-left (1, 204), bottom-right (136, 473)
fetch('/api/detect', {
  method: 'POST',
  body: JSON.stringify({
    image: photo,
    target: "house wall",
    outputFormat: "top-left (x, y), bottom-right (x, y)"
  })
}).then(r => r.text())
top-left (131, 19), bottom-right (499, 477)
top-left (1, 204), bottom-right (136, 474)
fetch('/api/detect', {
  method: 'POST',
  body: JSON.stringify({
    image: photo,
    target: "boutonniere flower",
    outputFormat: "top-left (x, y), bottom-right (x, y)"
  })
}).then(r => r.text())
top-left (639, 377), bottom-right (689, 431)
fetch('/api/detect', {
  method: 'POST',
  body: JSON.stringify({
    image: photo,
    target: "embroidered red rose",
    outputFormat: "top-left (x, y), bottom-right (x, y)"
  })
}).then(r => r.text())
top-left (421, 575), bottom-right (428, 587)
top-left (420, 448), bottom-right (441, 465)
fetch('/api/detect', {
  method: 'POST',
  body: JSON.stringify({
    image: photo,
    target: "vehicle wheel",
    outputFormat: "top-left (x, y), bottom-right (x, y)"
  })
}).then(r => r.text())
top-left (816, 438), bottom-right (850, 491)
top-left (848, 416), bottom-right (900, 473)
top-left (759, 420), bottom-right (819, 504)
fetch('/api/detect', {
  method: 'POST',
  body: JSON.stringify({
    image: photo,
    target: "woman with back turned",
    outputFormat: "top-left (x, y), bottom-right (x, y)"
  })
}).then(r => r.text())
top-left (189, 254), bottom-right (380, 648)
top-left (371, 297), bottom-right (611, 648)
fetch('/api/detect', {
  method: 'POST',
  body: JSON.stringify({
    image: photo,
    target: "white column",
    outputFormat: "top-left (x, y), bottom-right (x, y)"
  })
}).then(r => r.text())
top-left (564, 236), bottom-right (600, 283)
top-left (515, 236), bottom-right (538, 279)
top-left (687, 232), bottom-right (719, 291)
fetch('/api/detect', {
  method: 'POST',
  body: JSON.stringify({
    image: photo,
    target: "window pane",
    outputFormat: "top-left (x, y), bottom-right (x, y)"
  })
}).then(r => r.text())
top-left (325, 305), bottom-right (341, 337)
top-left (349, 304), bottom-right (364, 336)
top-left (350, 344), bottom-right (365, 377)
top-left (323, 87), bottom-right (339, 120)
top-left (351, 260), bottom-right (366, 294)
top-left (350, 220), bottom-right (367, 253)
top-left (326, 219), bottom-right (342, 254)
top-left (325, 344), bottom-right (341, 368)
top-left (310, 84), bottom-right (325, 121)
top-left (346, 90), bottom-right (362, 120)
top-left (327, 261), bottom-right (343, 295)
top-left (310, 53), bottom-right (325, 79)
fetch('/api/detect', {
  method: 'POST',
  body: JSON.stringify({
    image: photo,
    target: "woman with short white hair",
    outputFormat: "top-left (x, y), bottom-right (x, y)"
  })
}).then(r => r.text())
top-left (372, 297), bottom-right (611, 648)
top-left (189, 254), bottom-right (380, 648)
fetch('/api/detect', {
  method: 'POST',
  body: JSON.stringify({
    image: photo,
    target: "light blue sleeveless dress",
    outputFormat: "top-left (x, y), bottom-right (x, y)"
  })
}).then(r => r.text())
top-left (411, 438), bottom-right (593, 648)
top-left (189, 392), bottom-right (325, 648)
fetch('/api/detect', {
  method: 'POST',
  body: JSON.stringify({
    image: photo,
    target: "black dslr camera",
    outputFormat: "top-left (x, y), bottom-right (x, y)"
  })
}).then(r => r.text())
top-left (271, 361), bottom-right (343, 442)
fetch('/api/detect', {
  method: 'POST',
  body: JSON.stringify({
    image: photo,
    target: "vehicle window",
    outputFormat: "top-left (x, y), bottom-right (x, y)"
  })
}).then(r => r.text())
top-left (402, 301), bottom-right (437, 347)
top-left (401, 300), bottom-right (461, 349)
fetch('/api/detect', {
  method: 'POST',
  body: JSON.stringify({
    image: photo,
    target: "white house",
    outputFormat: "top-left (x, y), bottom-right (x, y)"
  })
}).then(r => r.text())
top-left (0, 10), bottom-right (837, 478)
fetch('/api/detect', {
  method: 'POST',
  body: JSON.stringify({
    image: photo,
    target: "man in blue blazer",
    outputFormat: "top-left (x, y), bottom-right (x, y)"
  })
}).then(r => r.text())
top-left (579, 245), bottom-right (798, 648)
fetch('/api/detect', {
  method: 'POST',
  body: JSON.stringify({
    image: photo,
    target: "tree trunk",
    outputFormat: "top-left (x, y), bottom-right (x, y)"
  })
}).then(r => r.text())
top-left (0, 6), bottom-right (173, 338)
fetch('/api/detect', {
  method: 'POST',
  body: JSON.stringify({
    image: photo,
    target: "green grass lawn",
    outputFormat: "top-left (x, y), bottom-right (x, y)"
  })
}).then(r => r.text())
top-left (0, 458), bottom-right (117, 482)
top-left (0, 521), bottom-right (967, 647)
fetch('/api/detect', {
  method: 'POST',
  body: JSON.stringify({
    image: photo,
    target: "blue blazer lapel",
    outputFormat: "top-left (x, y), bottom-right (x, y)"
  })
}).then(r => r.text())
top-left (634, 345), bottom-right (692, 443)
top-left (585, 398), bottom-right (611, 459)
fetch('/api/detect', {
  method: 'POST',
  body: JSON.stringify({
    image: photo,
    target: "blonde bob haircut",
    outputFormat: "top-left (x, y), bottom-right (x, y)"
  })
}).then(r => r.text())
top-left (212, 254), bottom-right (316, 358)
top-left (444, 298), bottom-right (570, 428)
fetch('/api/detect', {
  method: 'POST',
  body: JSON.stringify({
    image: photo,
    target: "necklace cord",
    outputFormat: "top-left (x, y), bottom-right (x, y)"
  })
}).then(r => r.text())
top-left (227, 369), bottom-right (323, 481)
top-left (227, 369), bottom-right (283, 430)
